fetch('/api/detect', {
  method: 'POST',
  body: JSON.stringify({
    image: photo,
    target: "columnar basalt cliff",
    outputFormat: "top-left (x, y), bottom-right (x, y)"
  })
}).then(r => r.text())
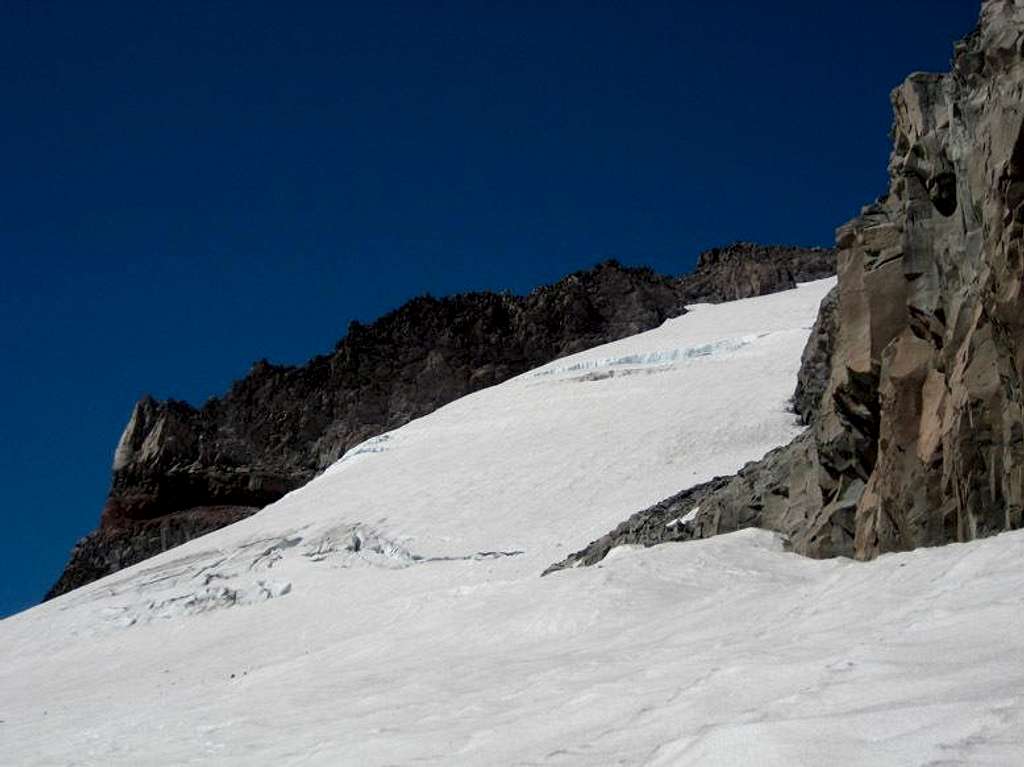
top-left (550, 0), bottom-right (1024, 573)
top-left (48, 246), bottom-right (833, 598)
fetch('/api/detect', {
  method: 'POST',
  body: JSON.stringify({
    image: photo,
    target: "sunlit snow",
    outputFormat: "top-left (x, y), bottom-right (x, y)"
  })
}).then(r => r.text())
top-left (3, 277), bottom-right (1022, 765)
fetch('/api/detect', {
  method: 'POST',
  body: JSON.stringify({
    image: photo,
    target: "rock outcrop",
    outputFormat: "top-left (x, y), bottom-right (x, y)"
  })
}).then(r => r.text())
top-left (809, 0), bottom-right (1024, 558)
top-left (545, 431), bottom-right (825, 574)
top-left (541, 476), bottom-right (733, 575)
top-left (99, 261), bottom-right (693, 532)
top-left (48, 246), bottom-right (833, 599)
top-left (676, 242), bottom-right (833, 304)
top-left (792, 286), bottom-right (839, 425)
top-left (553, 0), bottom-right (1024, 572)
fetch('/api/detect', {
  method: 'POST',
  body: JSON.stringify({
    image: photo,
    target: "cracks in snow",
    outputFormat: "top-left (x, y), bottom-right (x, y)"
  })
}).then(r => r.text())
top-left (573, 367), bottom-right (672, 383)
top-left (98, 523), bottom-right (523, 628)
top-left (299, 524), bottom-right (420, 568)
top-left (422, 550), bottom-right (525, 563)
top-left (248, 535), bottom-right (302, 570)
top-left (327, 433), bottom-right (393, 474)
top-left (303, 524), bottom-right (523, 568)
top-left (532, 334), bottom-right (768, 381)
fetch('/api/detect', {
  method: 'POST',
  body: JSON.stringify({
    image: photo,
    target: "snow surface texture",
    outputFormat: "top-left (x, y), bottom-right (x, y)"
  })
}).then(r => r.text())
top-left (3, 277), bottom-right (1021, 765)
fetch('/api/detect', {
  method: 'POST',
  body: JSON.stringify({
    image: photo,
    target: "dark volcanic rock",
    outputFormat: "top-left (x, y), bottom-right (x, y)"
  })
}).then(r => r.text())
top-left (677, 242), bottom-right (834, 304)
top-left (49, 245), bottom-right (835, 599)
top-left (545, 430), bottom-right (825, 573)
top-left (792, 286), bottom-right (839, 425)
top-left (99, 261), bottom-right (692, 532)
top-left (542, 476), bottom-right (732, 574)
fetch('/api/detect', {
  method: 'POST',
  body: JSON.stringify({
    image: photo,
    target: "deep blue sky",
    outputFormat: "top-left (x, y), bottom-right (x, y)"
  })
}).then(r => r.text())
top-left (0, 1), bottom-right (978, 617)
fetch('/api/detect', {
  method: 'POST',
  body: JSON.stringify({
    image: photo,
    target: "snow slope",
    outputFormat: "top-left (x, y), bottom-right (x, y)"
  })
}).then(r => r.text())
top-left (3, 277), bottom-right (1022, 765)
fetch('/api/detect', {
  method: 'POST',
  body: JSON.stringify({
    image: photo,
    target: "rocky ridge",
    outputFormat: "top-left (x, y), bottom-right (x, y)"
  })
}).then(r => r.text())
top-left (550, 0), bottom-right (1024, 573)
top-left (676, 242), bottom-right (834, 304)
top-left (48, 245), bottom-right (833, 599)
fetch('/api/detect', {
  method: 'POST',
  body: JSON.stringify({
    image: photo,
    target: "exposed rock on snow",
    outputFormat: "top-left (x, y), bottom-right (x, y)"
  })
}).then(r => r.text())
top-left (792, 285), bottom-right (839, 425)
top-left (676, 241), bottom-right (834, 304)
top-left (543, 478), bottom-right (729, 574)
top-left (48, 246), bottom-right (833, 599)
top-left (547, 429), bottom-right (826, 571)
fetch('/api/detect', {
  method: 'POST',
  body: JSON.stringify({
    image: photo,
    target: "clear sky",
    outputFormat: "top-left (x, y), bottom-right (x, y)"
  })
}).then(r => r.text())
top-left (0, 1), bottom-right (978, 617)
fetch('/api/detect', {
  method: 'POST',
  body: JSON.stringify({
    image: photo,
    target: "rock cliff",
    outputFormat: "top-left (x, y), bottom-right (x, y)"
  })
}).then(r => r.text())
top-left (551, 0), bottom-right (1024, 573)
top-left (48, 246), bottom-right (832, 598)
top-left (677, 242), bottom-right (834, 304)
top-left (803, 0), bottom-right (1024, 557)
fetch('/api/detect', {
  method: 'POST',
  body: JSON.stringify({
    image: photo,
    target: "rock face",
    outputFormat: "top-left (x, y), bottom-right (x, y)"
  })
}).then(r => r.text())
top-left (792, 286), bottom-right (839, 425)
top-left (676, 242), bottom-right (834, 304)
top-left (554, 1), bottom-right (1024, 572)
top-left (541, 476), bottom-right (732, 575)
top-left (811, 0), bottom-right (1024, 557)
top-left (545, 431), bottom-right (824, 574)
top-left (100, 261), bottom-right (693, 531)
top-left (48, 246), bottom-right (833, 599)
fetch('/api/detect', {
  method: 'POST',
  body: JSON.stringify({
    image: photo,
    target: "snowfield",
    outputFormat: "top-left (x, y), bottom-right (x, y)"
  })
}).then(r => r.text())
top-left (3, 277), bottom-right (1022, 765)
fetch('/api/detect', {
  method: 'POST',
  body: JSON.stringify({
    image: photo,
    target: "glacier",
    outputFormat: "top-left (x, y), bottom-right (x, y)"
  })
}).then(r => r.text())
top-left (3, 276), bottom-right (1022, 765)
